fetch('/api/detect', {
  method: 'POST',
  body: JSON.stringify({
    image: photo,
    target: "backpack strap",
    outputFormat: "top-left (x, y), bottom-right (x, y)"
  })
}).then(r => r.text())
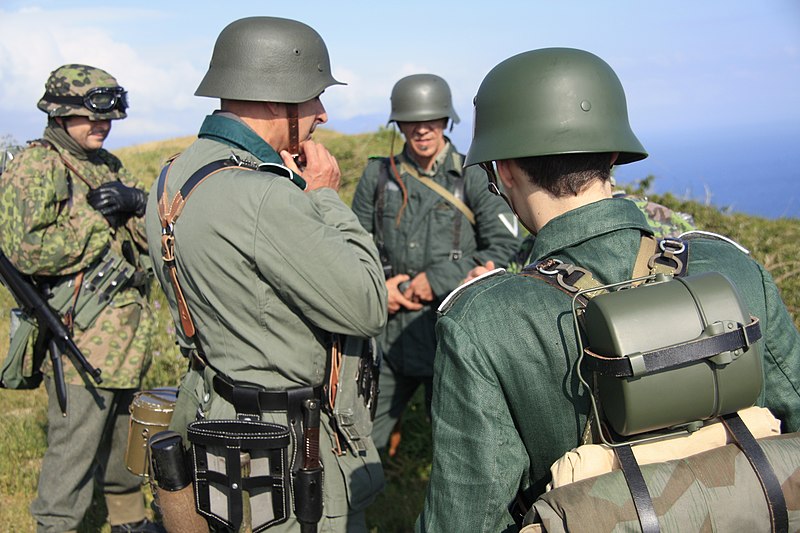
top-left (614, 444), bottom-right (661, 533)
top-left (722, 413), bottom-right (789, 533)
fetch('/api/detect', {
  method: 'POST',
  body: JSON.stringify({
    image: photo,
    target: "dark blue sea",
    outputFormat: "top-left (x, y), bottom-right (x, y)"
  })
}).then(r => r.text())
top-left (335, 116), bottom-right (799, 220)
top-left (612, 124), bottom-right (799, 220)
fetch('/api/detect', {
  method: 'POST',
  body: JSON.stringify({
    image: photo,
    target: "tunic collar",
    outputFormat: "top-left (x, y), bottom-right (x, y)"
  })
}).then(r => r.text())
top-left (198, 112), bottom-right (283, 165)
top-left (531, 197), bottom-right (654, 261)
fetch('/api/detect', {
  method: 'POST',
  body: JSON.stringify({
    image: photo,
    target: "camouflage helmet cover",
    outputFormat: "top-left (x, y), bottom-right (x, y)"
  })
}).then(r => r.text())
top-left (195, 16), bottom-right (344, 103)
top-left (37, 64), bottom-right (127, 120)
top-left (389, 74), bottom-right (460, 124)
top-left (465, 48), bottom-right (647, 167)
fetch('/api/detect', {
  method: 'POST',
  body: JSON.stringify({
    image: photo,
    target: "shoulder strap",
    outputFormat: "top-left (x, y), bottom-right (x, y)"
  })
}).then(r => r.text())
top-left (374, 161), bottom-right (390, 252)
top-left (156, 157), bottom-right (238, 338)
top-left (399, 161), bottom-right (476, 226)
top-left (32, 139), bottom-right (94, 190)
top-left (520, 234), bottom-right (690, 300)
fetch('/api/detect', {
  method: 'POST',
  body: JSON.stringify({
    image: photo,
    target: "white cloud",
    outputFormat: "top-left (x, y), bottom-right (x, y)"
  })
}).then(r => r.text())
top-left (0, 6), bottom-right (207, 145)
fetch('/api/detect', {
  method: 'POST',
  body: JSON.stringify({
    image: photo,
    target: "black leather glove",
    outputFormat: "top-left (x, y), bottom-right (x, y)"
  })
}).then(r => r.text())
top-left (87, 181), bottom-right (148, 226)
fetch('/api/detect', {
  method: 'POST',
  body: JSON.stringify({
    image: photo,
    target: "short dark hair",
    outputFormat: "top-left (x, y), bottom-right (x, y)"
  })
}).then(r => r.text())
top-left (513, 152), bottom-right (613, 197)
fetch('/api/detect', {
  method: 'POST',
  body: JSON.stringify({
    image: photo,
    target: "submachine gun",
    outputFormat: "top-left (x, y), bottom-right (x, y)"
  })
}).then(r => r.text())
top-left (0, 249), bottom-right (102, 415)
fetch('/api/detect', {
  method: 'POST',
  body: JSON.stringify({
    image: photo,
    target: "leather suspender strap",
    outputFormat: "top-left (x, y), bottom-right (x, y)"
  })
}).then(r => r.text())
top-left (156, 158), bottom-right (237, 338)
top-left (399, 161), bottom-right (475, 225)
top-left (374, 162), bottom-right (390, 275)
top-left (614, 444), bottom-right (661, 533)
top-left (722, 413), bottom-right (789, 533)
top-left (34, 139), bottom-right (95, 190)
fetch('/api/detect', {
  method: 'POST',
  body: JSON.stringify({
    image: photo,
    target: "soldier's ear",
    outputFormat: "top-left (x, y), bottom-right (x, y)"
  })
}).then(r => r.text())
top-left (54, 117), bottom-right (65, 128)
top-left (496, 160), bottom-right (516, 190)
top-left (609, 152), bottom-right (619, 167)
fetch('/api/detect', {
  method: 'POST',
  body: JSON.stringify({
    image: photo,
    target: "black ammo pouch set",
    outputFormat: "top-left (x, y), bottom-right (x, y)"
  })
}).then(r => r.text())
top-left (515, 234), bottom-right (795, 533)
top-left (149, 155), bottom-right (380, 532)
top-left (0, 243), bottom-right (147, 414)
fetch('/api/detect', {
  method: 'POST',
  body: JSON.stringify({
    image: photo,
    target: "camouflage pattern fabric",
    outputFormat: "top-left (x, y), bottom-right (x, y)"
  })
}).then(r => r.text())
top-left (0, 140), bottom-right (153, 388)
top-left (37, 64), bottom-right (127, 120)
top-left (506, 196), bottom-right (696, 274)
top-left (526, 433), bottom-right (800, 533)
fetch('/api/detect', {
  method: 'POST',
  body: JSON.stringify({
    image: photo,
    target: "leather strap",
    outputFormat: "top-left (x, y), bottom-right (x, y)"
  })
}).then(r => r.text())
top-left (722, 413), bottom-right (788, 533)
top-left (614, 444), bottom-right (661, 533)
top-left (156, 158), bottom-right (237, 337)
top-left (192, 356), bottom-right (322, 416)
top-left (286, 103), bottom-right (299, 157)
top-left (584, 316), bottom-right (761, 378)
top-left (33, 139), bottom-right (95, 190)
top-left (399, 161), bottom-right (476, 225)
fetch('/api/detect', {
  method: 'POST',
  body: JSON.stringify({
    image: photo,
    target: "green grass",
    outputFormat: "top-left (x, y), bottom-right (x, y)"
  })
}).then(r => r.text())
top-left (0, 130), bottom-right (797, 531)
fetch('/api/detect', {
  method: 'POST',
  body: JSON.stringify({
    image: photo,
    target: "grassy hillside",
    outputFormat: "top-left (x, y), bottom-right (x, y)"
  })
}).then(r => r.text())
top-left (0, 129), bottom-right (797, 531)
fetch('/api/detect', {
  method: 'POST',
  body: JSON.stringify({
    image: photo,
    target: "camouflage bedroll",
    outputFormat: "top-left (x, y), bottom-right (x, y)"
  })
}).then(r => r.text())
top-left (523, 433), bottom-right (800, 533)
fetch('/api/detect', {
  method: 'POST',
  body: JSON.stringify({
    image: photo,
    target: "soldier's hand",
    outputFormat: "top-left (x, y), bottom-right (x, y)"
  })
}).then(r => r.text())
top-left (386, 274), bottom-right (423, 314)
top-left (87, 181), bottom-right (148, 226)
top-left (407, 272), bottom-right (434, 304)
top-left (462, 260), bottom-right (495, 284)
top-left (280, 140), bottom-right (340, 192)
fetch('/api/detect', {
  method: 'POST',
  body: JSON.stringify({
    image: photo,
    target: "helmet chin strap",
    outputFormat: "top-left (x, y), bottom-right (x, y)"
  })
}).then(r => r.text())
top-left (286, 103), bottom-right (300, 157)
top-left (481, 161), bottom-right (536, 235)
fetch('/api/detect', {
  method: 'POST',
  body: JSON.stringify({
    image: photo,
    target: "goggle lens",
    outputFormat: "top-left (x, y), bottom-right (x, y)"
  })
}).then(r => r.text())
top-left (84, 87), bottom-right (128, 112)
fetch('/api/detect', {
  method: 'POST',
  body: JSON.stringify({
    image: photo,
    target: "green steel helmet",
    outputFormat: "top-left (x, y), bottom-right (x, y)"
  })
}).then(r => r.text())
top-left (37, 64), bottom-right (128, 120)
top-left (465, 48), bottom-right (647, 167)
top-left (388, 74), bottom-right (460, 124)
top-left (195, 16), bottom-right (344, 103)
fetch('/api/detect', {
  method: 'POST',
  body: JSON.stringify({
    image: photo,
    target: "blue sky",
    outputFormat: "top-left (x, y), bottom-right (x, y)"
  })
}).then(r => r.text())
top-left (0, 1), bottom-right (798, 215)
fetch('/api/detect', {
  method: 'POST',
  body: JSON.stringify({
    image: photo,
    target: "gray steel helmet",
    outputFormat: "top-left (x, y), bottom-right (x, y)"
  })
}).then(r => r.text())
top-left (37, 64), bottom-right (127, 120)
top-left (465, 48), bottom-right (647, 167)
top-left (388, 74), bottom-right (460, 124)
top-left (195, 17), bottom-right (344, 103)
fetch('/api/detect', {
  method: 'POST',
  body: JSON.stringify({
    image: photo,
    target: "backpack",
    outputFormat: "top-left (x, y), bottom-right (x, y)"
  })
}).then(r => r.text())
top-left (517, 234), bottom-right (798, 533)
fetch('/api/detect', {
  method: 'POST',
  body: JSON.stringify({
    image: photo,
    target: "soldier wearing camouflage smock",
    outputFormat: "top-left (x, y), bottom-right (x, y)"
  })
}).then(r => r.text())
top-left (417, 49), bottom-right (800, 532)
top-left (351, 74), bottom-right (520, 453)
top-left (0, 65), bottom-right (161, 533)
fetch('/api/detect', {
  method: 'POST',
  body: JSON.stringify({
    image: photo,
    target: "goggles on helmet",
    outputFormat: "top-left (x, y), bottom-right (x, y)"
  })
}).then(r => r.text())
top-left (44, 86), bottom-right (129, 113)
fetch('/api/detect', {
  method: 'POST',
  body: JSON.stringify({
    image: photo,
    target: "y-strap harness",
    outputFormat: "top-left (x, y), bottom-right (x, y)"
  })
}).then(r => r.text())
top-left (517, 234), bottom-right (785, 533)
top-left (156, 155), bottom-right (323, 480)
top-left (374, 152), bottom-right (475, 274)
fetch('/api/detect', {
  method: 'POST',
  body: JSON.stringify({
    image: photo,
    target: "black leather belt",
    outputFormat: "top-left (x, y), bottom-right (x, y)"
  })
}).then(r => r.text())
top-left (190, 351), bottom-right (323, 415)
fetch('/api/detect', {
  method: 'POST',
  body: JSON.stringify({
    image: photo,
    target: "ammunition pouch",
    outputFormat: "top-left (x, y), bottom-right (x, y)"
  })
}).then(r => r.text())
top-left (328, 335), bottom-right (381, 455)
top-left (0, 308), bottom-right (44, 389)
top-left (46, 247), bottom-right (142, 330)
top-left (187, 418), bottom-right (291, 532)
